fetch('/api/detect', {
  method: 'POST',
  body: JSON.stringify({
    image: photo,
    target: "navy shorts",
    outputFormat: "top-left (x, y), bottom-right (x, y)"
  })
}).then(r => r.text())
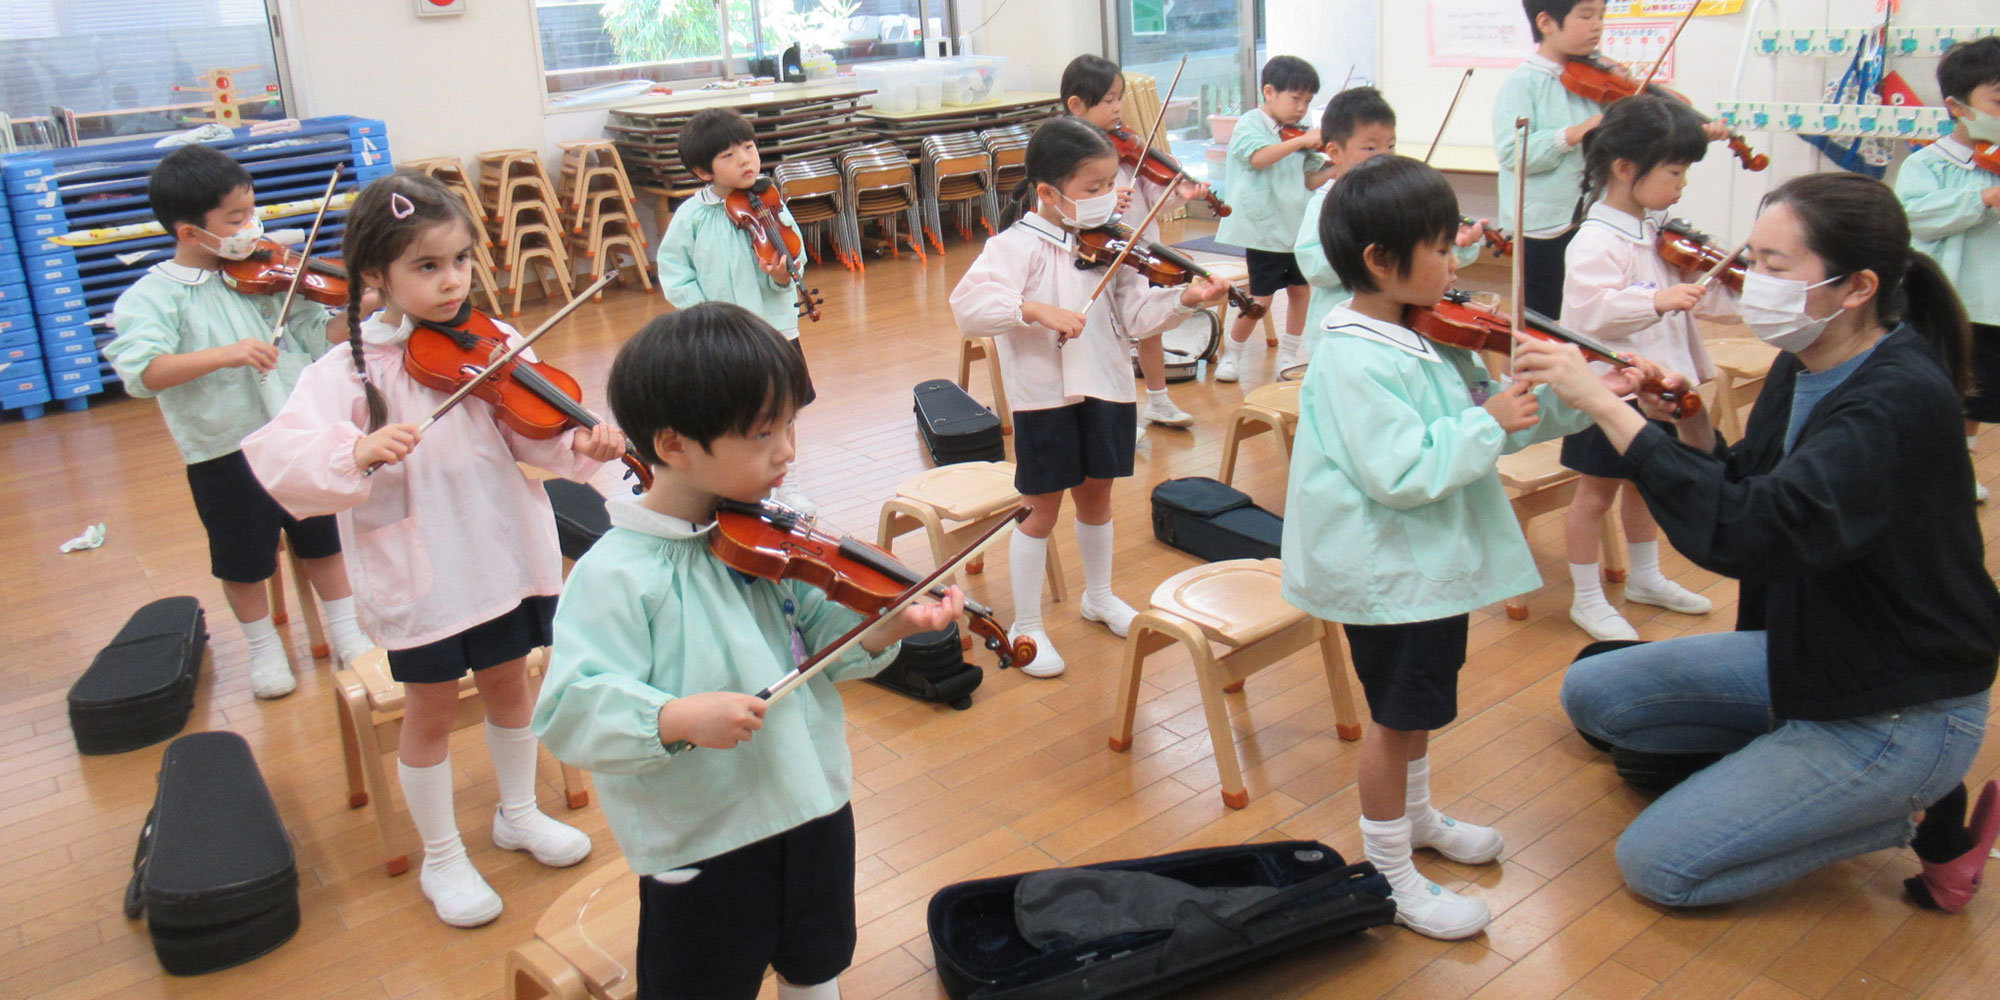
top-left (185, 449), bottom-right (341, 584)
top-left (1244, 247), bottom-right (1307, 296)
top-left (1343, 615), bottom-right (1470, 731)
top-left (1011, 398), bottom-right (1137, 496)
top-left (636, 804), bottom-right (857, 1000)
top-left (1520, 229), bottom-right (1577, 320)
top-left (383, 596), bottom-right (557, 684)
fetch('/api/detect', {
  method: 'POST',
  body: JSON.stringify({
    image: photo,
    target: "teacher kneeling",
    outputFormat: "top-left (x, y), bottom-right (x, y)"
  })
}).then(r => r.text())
top-left (1514, 172), bottom-right (2000, 911)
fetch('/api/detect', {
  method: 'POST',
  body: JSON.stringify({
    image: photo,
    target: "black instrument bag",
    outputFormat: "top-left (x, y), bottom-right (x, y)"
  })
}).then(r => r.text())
top-left (928, 840), bottom-right (1396, 999)
top-left (1149, 477), bottom-right (1283, 562)
top-left (915, 379), bottom-right (1006, 465)
top-left (544, 478), bottom-right (612, 562)
top-left (125, 731), bottom-right (300, 975)
top-left (869, 623), bottom-right (983, 710)
top-left (68, 596), bottom-right (207, 754)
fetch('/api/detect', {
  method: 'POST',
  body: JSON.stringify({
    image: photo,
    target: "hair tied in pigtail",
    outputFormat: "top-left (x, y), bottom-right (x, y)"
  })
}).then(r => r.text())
top-left (390, 193), bottom-right (415, 220)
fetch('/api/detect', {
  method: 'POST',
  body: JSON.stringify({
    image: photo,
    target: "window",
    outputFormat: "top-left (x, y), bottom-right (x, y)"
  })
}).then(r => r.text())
top-left (535, 0), bottom-right (949, 102)
top-left (1, 0), bottom-right (290, 147)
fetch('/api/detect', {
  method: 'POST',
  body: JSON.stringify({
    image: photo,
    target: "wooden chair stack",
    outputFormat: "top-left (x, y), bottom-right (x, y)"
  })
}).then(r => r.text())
top-left (400, 155), bottom-right (505, 316)
top-left (555, 140), bottom-right (653, 294)
top-left (838, 142), bottom-right (925, 269)
top-left (477, 148), bottom-right (576, 317)
top-left (773, 158), bottom-right (855, 270)
top-left (918, 132), bottom-right (994, 253)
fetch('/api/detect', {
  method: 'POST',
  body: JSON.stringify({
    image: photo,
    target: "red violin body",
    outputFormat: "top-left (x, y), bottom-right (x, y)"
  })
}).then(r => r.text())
top-left (1559, 54), bottom-right (1769, 173)
top-left (725, 179), bottom-right (822, 322)
top-left (1973, 140), bottom-right (2000, 177)
top-left (708, 500), bottom-right (1034, 670)
top-left (405, 307), bottom-right (654, 492)
top-left (1105, 124), bottom-right (1232, 219)
top-left (1073, 221), bottom-right (1266, 320)
top-left (1655, 218), bottom-right (1745, 292)
top-left (221, 239), bottom-right (351, 307)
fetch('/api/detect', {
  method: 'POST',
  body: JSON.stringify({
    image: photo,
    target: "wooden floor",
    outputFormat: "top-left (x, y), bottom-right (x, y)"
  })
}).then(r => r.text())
top-left (3, 219), bottom-right (1998, 1000)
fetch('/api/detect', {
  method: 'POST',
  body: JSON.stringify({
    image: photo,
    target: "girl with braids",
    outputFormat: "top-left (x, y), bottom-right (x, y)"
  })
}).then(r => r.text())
top-left (1518, 172), bottom-right (2000, 911)
top-left (243, 171), bottom-right (624, 928)
top-left (1556, 95), bottom-right (1740, 643)
top-left (949, 118), bottom-right (1229, 678)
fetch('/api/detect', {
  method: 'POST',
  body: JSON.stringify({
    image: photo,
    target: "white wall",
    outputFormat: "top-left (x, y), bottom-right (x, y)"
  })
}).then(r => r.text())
top-left (1379, 0), bottom-right (2000, 244)
top-left (955, 0), bottom-right (1102, 92)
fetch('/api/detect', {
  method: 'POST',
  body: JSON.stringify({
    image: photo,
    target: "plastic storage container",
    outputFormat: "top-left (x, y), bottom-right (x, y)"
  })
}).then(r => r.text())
top-left (939, 55), bottom-right (1008, 106)
top-left (851, 59), bottom-right (945, 113)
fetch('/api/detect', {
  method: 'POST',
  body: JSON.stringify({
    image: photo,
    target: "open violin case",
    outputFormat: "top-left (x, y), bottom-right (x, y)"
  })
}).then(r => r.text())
top-left (927, 840), bottom-right (1395, 999)
top-left (68, 596), bottom-right (207, 754)
top-left (126, 731), bottom-right (300, 975)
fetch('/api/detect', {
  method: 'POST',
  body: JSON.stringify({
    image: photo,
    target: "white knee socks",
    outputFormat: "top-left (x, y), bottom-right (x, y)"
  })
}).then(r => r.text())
top-left (1359, 815), bottom-right (1425, 895)
top-left (319, 595), bottom-right (372, 661)
top-left (1010, 530), bottom-right (1049, 633)
top-left (778, 979), bottom-right (841, 1000)
top-left (1405, 757), bottom-right (1440, 835)
top-left (241, 613), bottom-right (282, 663)
top-left (1569, 562), bottom-right (1608, 605)
top-left (1075, 519), bottom-right (1116, 607)
top-left (1628, 540), bottom-right (1668, 588)
top-left (399, 756), bottom-right (467, 870)
top-left (485, 722), bottom-right (542, 825)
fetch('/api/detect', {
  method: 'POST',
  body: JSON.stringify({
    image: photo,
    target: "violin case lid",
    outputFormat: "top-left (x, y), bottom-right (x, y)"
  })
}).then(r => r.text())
top-left (68, 596), bottom-right (206, 755)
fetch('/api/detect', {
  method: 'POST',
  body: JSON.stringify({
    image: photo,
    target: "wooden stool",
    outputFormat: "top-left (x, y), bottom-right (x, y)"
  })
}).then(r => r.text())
top-left (266, 538), bottom-right (328, 660)
top-left (956, 335), bottom-right (1012, 434)
top-left (1705, 338), bottom-right (1780, 443)
top-left (1496, 440), bottom-right (1626, 620)
top-left (1109, 558), bottom-right (1362, 809)
top-left (1200, 260), bottom-right (1278, 346)
top-left (335, 648), bottom-right (590, 876)
top-left (506, 861), bottom-right (637, 1000)
top-left (876, 461), bottom-right (1065, 602)
top-left (506, 243), bottom-right (577, 317)
top-left (1216, 380), bottom-right (1301, 485)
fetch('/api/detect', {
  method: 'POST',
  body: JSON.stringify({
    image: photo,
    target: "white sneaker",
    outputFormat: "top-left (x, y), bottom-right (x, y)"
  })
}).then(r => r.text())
top-left (248, 649), bottom-right (296, 699)
top-left (1391, 879), bottom-right (1492, 940)
top-left (332, 633), bottom-right (375, 670)
top-left (1142, 397), bottom-right (1194, 428)
top-left (1080, 593), bottom-right (1138, 637)
top-left (1978, 480), bottom-right (1989, 504)
top-left (771, 482), bottom-right (817, 517)
top-left (493, 809), bottom-right (593, 867)
top-left (1624, 578), bottom-right (1713, 615)
top-left (1214, 354), bottom-right (1241, 383)
top-left (1569, 600), bottom-right (1639, 642)
top-left (1016, 630), bottom-right (1066, 678)
top-left (420, 856), bottom-right (504, 928)
top-left (1413, 812), bottom-right (1505, 865)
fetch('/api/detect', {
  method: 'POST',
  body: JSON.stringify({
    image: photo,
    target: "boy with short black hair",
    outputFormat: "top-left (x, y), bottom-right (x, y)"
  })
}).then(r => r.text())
top-left (104, 142), bottom-right (371, 699)
top-left (657, 107), bottom-right (817, 513)
top-left (1895, 34), bottom-right (2000, 503)
top-left (535, 302), bottom-right (961, 1000)
top-left (1215, 54), bottom-right (1338, 381)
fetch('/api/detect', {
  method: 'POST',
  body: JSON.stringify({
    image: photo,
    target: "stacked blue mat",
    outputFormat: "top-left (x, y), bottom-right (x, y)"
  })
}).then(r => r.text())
top-left (0, 116), bottom-right (394, 419)
top-left (0, 180), bottom-right (47, 417)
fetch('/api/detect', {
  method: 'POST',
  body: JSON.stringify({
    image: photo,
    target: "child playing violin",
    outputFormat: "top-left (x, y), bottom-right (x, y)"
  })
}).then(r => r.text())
top-left (1282, 154), bottom-right (1664, 939)
top-left (950, 118), bottom-right (1229, 678)
top-left (243, 172), bottom-right (625, 928)
top-left (1895, 34), bottom-right (2000, 503)
top-left (534, 302), bottom-right (962, 1000)
top-left (656, 107), bottom-right (817, 514)
top-left (1294, 87), bottom-right (1489, 365)
top-left (104, 143), bottom-right (373, 699)
top-left (1061, 53), bottom-right (1211, 428)
top-left (1215, 55), bottom-right (1337, 381)
top-left (1559, 95), bottom-right (1737, 641)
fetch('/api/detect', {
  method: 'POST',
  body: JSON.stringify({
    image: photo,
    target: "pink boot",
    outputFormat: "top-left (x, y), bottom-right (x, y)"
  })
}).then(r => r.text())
top-left (1906, 780), bottom-right (2000, 913)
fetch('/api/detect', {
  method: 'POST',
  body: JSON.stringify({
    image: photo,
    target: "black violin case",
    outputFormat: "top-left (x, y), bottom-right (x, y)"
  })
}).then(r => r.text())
top-left (125, 731), bottom-right (299, 975)
top-left (915, 379), bottom-right (1006, 465)
top-left (1570, 640), bottom-right (1725, 791)
top-left (544, 478), bottom-right (611, 562)
top-left (68, 596), bottom-right (207, 754)
top-left (1149, 477), bottom-right (1283, 563)
top-left (927, 840), bottom-right (1396, 999)
top-left (869, 622), bottom-right (983, 710)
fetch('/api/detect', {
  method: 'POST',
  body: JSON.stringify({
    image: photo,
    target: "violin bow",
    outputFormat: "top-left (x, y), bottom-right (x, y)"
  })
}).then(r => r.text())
top-left (1081, 55), bottom-right (1188, 316)
top-left (1510, 117), bottom-right (1530, 338)
top-left (1426, 69), bottom-right (1475, 165)
top-left (257, 164), bottom-right (345, 381)
top-left (1638, 1), bottom-right (1702, 93)
top-left (362, 271), bottom-right (618, 475)
top-left (665, 507), bottom-right (1030, 753)
top-left (1696, 238), bottom-right (1749, 290)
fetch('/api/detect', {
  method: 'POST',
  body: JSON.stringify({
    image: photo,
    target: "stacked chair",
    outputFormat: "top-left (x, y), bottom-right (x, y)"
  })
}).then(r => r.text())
top-left (476, 149), bottom-right (576, 317)
top-left (837, 142), bottom-right (925, 269)
top-left (398, 156), bottom-right (505, 316)
top-left (773, 158), bottom-right (856, 270)
top-left (917, 132), bottom-right (994, 254)
top-left (555, 140), bottom-right (653, 295)
top-left (978, 125), bottom-right (1031, 228)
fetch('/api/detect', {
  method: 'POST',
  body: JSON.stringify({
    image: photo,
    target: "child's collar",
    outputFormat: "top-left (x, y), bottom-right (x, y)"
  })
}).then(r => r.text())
top-left (150, 260), bottom-right (214, 286)
top-left (1933, 134), bottom-right (1975, 167)
top-left (1016, 212), bottom-right (1073, 248)
top-left (1321, 304), bottom-right (1444, 363)
top-left (608, 499), bottom-right (711, 540)
top-left (697, 186), bottom-right (726, 205)
top-left (1582, 201), bottom-right (1656, 244)
top-left (1524, 52), bottom-right (1564, 77)
top-left (360, 312), bottom-right (414, 346)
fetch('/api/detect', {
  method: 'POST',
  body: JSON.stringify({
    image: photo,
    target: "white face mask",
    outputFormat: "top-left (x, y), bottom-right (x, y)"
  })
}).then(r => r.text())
top-left (197, 215), bottom-right (265, 261)
top-left (1739, 269), bottom-right (1848, 353)
top-left (1955, 104), bottom-right (2000, 145)
top-left (1055, 189), bottom-right (1118, 230)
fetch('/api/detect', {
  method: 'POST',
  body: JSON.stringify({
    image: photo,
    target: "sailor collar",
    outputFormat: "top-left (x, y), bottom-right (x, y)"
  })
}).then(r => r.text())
top-left (609, 499), bottom-right (710, 540)
top-left (150, 260), bottom-right (214, 286)
top-left (1524, 53), bottom-right (1563, 79)
top-left (1017, 213), bottom-right (1075, 250)
top-left (1580, 201), bottom-right (1658, 245)
top-left (1320, 305), bottom-right (1443, 363)
top-left (1933, 135), bottom-right (1975, 169)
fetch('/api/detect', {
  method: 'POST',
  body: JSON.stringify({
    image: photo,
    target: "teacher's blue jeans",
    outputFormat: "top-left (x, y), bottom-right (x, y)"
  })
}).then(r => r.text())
top-left (1562, 631), bottom-right (1988, 907)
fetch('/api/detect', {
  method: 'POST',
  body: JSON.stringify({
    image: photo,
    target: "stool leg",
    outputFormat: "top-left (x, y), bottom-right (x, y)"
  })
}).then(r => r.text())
top-left (1190, 636), bottom-right (1251, 810)
top-left (1044, 537), bottom-right (1067, 604)
top-left (1218, 415), bottom-right (1249, 485)
top-left (507, 939), bottom-right (588, 1000)
top-left (1110, 621), bottom-right (1174, 752)
top-left (289, 547), bottom-right (329, 660)
top-left (1600, 508), bottom-right (1628, 584)
top-left (984, 343), bottom-right (1012, 435)
top-left (1317, 621), bottom-right (1363, 741)
top-left (1263, 309), bottom-right (1277, 348)
top-left (559, 758), bottom-right (592, 810)
top-left (336, 684), bottom-right (369, 808)
top-left (1506, 513), bottom-right (1532, 620)
top-left (268, 557), bottom-right (290, 626)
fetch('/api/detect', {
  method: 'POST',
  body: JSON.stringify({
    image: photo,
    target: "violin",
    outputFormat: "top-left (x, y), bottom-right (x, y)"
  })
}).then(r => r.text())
top-left (724, 178), bottom-right (822, 323)
top-left (221, 239), bottom-right (350, 307)
top-left (404, 306), bottom-right (653, 493)
top-left (1558, 54), bottom-right (1769, 173)
top-left (1973, 140), bottom-right (2000, 177)
top-left (1104, 124), bottom-right (1231, 219)
top-left (1072, 220), bottom-right (1266, 320)
top-left (1654, 218), bottom-right (1745, 292)
top-left (708, 500), bottom-right (1035, 670)
top-left (1463, 217), bottom-right (1513, 258)
top-left (1402, 290), bottom-right (1701, 418)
